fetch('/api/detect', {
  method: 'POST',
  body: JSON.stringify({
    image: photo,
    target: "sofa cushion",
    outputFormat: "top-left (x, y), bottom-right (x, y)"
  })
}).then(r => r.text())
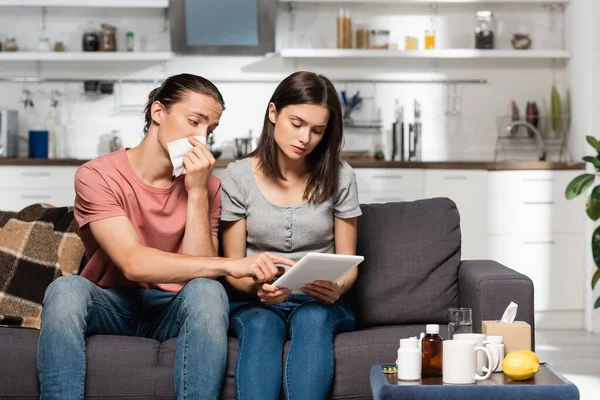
top-left (348, 198), bottom-right (461, 328)
top-left (0, 203), bottom-right (85, 329)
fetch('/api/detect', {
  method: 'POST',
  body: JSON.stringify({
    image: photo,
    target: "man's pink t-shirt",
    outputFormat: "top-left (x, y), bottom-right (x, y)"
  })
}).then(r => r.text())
top-left (73, 149), bottom-right (221, 292)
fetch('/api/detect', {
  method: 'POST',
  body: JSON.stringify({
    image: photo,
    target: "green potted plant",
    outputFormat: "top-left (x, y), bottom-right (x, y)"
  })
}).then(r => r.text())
top-left (565, 136), bottom-right (600, 309)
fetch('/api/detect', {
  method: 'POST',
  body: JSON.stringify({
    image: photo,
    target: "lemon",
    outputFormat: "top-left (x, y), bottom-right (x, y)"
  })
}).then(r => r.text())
top-left (512, 349), bottom-right (540, 364)
top-left (503, 351), bottom-right (540, 381)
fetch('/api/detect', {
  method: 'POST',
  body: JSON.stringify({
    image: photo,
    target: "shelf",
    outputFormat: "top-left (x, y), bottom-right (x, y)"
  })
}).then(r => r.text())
top-left (279, 0), bottom-right (569, 4)
top-left (0, 0), bottom-right (168, 7)
top-left (277, 48), bottom-right (571, 60)
top-left (0, 52), bottom-right (175, 62)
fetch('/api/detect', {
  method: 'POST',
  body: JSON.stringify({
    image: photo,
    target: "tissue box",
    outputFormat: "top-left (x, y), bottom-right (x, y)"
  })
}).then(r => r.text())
top-left (482, 320), bottom-right (531, 354)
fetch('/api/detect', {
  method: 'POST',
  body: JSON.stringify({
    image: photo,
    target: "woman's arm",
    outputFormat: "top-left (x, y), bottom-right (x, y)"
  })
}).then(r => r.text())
top-left (333, 216), bottom-right (359, 295)
top-left (301, 216), bottom-right (358, 303)
top-left (222, 219), bottom-right (256, 294)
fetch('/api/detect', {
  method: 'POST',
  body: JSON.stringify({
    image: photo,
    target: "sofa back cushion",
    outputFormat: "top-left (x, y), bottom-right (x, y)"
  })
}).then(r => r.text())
top-left (0, 203), bottom-right (84, 329)
top-left (347, 198), bottom-right (461, 328)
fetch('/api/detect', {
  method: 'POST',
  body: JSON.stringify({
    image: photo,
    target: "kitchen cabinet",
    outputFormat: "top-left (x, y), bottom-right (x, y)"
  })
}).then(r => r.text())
top-left (487, 170), bottom-right (586, 329)
top-left (425, 170), bottom-right (488, 260)
top-left (0, 166), bottom-right (78, 211)
top-left (354, 168), bottom-right (425, 203)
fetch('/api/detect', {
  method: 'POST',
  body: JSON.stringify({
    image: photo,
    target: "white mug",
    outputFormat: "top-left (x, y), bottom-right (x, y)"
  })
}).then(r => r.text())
top-left (443, 340), bottom-right (493, 384)
top-left (453, 333), bottom-right (500, 374)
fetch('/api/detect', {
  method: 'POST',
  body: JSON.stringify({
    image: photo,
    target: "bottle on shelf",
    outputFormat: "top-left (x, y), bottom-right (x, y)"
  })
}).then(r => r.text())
top-left (337, 8), bottom-right (352, 49)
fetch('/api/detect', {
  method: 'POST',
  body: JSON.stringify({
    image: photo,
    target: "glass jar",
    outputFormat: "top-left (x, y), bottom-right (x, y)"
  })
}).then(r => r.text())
top-left (370, 30), bottom-right (389, 49)
top-left (82, 21), bottom-right (100, 51)
top-left (100, 24), bottom-right (117, 52)
top-left (53, 41), bottom-right (65, 52)
top-left (475, 10), bottom-right (495, 49)
top-left (356, 27), bottom-right (370, 49)
top-left (4, 38), bottom-right (18, 52)
top-left (405, 36), bottom-right (418, 50)
top-left (424, 29), bottom-right (435, 49)
top-left (38, 37), bottom-right (52, 52)
top-left (126, 31), bottom-right (135, 52)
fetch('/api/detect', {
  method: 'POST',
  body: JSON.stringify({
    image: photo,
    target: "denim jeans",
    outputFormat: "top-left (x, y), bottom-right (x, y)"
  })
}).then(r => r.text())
top-left (37, 275), bottom-right (229, 400)
top-left (229, 294), bottom-right (356, 400)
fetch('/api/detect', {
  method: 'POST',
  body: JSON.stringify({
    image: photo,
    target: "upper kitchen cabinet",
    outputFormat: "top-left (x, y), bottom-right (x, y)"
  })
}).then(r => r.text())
top-left (169, 0), bottom-right (276, 56)
top-left (0, 1), bottom-right (168, 7)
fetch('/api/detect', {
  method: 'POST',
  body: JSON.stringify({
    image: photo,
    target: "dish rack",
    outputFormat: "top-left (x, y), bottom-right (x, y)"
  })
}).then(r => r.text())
top-left (494, 115), bottom-right (572, 162)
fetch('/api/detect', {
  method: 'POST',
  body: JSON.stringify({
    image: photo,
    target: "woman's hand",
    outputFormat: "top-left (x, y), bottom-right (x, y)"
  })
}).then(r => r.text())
top-left (302, 280), bottom-right (341, 305)
top-left (255, 283), bottom-right (291, 305)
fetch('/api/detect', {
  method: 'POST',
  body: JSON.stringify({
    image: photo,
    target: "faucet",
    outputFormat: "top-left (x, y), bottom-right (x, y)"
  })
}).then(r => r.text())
top-left (505, 121), bottom-right (546, 161)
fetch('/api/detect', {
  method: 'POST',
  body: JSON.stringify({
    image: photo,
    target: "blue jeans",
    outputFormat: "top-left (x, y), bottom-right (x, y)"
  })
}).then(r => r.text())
top-left (37, 275), bottom-right (229, 400)
top-left (229, 294), bottom-right (356, 400)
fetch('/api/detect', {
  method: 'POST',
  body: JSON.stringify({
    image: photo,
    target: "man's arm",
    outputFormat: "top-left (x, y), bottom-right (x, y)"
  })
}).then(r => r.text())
top-left (180, 138), bottom-right (219, 256)
top-left (89, 216), bottom-right (292, 284)
top-left (181, 190), bottom-right (218, 257)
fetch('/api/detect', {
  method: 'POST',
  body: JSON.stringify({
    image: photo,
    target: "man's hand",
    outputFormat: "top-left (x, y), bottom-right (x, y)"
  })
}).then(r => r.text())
top-left (182, 136), bottom-right (215, 195)
top-left (254, 283), bottom-right (291, 305)
top-left (227, 252), bottom-right (295, 284)
top-left (302, 280), bottom-right (341, 305)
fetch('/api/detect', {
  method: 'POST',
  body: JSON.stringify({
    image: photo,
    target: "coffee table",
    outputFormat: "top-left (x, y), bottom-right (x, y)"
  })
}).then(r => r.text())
top-left (370, 362), bottom-right (579, 400)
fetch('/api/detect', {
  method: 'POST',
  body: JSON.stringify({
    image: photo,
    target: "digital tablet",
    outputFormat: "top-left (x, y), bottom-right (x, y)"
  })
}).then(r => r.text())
top-left (275, 253), bottom-right (364, 294)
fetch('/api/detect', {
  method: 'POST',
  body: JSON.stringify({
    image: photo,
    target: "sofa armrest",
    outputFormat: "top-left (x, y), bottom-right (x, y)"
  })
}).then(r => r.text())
top-left (458, 260), bottom-right (535, 350)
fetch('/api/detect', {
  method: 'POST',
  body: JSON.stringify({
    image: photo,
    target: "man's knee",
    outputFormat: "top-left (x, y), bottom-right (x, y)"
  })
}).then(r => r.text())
top-left (183, 278), bottom-right (227, 305)
top-left (181, 278), bottom-right (228, 322)
top-left (43, 276), bottom-right (92, 319)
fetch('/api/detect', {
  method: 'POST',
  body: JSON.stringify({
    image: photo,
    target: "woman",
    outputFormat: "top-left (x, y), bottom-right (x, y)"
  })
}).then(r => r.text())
top-left (221, 71), bottom-right (362, 400)
top-left (37, 73), bottom-right (292, 400)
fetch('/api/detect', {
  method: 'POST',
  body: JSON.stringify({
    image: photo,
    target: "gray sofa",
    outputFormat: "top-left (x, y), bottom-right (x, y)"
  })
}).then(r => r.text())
top-left (0, 198), bottom-right (535, 399)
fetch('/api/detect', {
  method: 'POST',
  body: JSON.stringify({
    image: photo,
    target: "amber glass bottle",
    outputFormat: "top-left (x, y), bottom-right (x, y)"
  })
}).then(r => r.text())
top-left (421, 324), bottom-right (443, 377)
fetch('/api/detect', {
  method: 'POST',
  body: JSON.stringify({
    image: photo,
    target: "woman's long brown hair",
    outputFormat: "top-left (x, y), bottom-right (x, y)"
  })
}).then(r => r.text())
top-left (251, 71), bottom-right (343, 205)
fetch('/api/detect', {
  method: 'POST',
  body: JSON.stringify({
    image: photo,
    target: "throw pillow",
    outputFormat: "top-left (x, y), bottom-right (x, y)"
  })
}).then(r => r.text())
top-left (0, 203), bottom-right (84, 329)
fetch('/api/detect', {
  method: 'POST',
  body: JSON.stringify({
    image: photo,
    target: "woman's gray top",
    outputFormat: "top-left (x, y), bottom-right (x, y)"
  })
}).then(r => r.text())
top-left (220, 158), bottom-right (362, 262)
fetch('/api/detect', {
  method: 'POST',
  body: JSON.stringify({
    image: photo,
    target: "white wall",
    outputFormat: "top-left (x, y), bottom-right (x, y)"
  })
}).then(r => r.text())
top-left (0, 3), bottom-right (568, 162)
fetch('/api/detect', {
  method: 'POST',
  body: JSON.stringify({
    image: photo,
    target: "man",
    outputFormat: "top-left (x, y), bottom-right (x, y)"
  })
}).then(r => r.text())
top-left (37, 73), bottom-right (293, 399)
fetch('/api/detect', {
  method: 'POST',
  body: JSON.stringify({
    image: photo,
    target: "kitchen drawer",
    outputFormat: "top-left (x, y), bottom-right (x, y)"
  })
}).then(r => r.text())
top-left (0, 166), bottom-right (79, 189)
top-left (488, 233), bottom-right (585, 312)
top-left (358, 191), bottom-right (424, 204)
top-left (0, 188), bottom-right (76, 211)
top-left (488, 193), bottom-right (585, 234)
top-left (355, 169), bottom-right (424, 194)
top-left (488, 171), bottom-right (582, 203)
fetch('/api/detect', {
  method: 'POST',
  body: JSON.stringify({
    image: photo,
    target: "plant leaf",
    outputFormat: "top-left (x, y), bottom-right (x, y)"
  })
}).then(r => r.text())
top-left (587, 186), bottom-right (600, 221)
top-left (595, 296), bottom-right (600, 310)
top-left (587, 136), bottom-right (600, 153)
top-left (593, 226), bottom-right (600, 269)
top-left (583, 156), bottom-right (600, 168)
top-left (565, 173), bottom-right (595, 200)
top-left (593, 269), bottom-right (600, 290)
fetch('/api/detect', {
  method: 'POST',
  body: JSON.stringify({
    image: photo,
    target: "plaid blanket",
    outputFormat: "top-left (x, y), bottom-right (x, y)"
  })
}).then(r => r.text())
top-left (0, 203), bottom-right (85, 329)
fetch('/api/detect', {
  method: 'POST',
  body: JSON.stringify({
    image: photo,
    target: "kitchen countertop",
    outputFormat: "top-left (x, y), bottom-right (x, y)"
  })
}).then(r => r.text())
top-left (0, 158), bottom-right (585, 171)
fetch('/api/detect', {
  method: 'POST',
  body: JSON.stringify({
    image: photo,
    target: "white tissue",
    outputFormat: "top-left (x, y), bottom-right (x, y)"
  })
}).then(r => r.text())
top-left (500, 301), bottom-right (518, 324)
top-left (167, 136), bottom-right (206, 178)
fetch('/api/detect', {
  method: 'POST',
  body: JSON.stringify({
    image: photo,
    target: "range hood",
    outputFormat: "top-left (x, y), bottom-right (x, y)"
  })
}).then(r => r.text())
top-left (169, 0), bottom-right (276, 56)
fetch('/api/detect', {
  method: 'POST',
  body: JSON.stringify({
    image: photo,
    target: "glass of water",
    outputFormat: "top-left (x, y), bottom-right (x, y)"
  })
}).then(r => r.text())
top-left (448, 308), bottom-right (472, 339)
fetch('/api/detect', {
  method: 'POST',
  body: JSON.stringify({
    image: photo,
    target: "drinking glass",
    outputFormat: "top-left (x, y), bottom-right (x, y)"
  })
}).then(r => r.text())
top-left (448, 307), bottom-right (473, 339)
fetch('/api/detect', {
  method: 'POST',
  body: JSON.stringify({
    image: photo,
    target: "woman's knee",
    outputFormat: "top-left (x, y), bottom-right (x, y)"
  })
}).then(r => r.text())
top-left (231, 306), bottom-right (286, 340)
